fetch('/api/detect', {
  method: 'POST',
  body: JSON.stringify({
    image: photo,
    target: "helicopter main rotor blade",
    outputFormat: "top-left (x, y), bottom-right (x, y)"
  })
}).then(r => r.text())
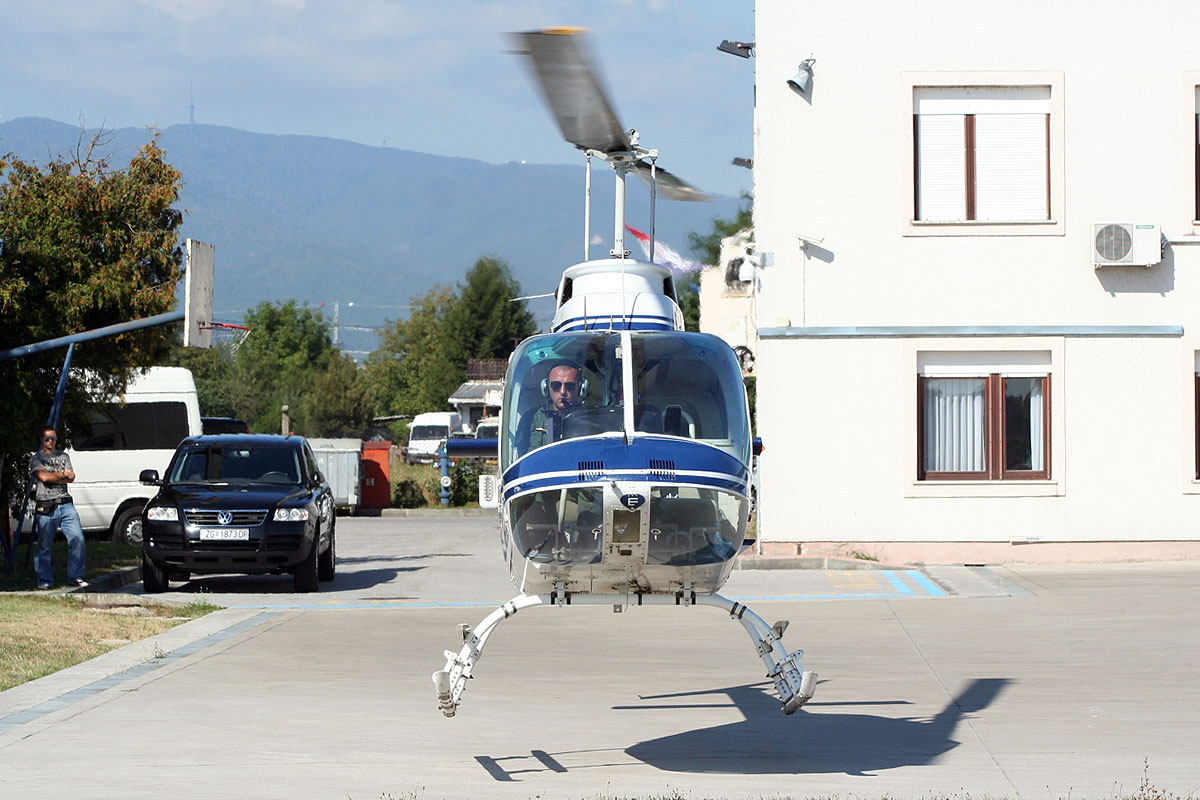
top-left (631, 160), bottom-right (713, 202)
top-left (510, 27), bottom-right (631, 155)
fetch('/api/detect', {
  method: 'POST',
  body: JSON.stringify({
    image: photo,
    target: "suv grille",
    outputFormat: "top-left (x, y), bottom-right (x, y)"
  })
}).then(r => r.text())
top-left (185, 509), bottom-right (268, 526)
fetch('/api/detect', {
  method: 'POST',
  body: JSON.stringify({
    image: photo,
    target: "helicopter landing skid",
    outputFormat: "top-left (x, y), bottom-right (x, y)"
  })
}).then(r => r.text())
top-left (432, 591), bottom-right (817, 717)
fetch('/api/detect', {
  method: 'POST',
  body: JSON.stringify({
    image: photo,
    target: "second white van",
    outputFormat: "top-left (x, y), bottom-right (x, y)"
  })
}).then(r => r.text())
top-left (66, 366), bottom-right (202, 543)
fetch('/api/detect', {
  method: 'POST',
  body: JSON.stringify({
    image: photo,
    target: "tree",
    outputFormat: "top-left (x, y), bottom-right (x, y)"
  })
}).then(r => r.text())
top-left (681, 193), bottom-right (754, 331)
top-left (364, 286), bottom-right (459, 418)
top-left (232, 300), bottom-right (339, 433)
top-left (365, 257), bottom-right (535, 422)
top-left (305, 354), bottom-right (373, 438)
top-left (443, 257), bottom-right (536, 366)
top-left (166, 345), bottom-right (240, 418)
top-left (0, 135), bottom-right (183, 505)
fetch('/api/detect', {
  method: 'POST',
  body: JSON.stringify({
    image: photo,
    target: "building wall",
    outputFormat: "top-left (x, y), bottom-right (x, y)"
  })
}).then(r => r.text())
top-left (752, 0), bottom-right (1200, 559)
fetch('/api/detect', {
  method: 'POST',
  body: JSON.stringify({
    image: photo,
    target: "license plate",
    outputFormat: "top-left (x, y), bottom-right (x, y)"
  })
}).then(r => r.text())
top-left (199, 528), bottom-right (250, 541)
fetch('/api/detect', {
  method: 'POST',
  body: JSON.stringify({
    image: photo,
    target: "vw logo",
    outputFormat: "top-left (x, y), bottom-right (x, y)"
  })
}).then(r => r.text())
top-left (216, 510), bottom-right (233, 526)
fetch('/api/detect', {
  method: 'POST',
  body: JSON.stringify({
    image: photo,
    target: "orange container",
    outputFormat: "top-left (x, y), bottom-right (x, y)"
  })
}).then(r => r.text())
top-left (361, 441), bottom-right (392, 509)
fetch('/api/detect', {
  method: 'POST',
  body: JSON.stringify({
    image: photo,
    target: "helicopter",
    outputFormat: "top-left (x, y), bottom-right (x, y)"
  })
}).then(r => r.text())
top-left (432, 27), bottom-right (816, 718)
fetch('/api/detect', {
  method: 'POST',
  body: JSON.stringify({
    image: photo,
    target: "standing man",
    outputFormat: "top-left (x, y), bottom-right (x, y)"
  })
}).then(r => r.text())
top-left (527, 363), bottom-right (585, 451)
top-left (32, 427), bottom-right (86, 589)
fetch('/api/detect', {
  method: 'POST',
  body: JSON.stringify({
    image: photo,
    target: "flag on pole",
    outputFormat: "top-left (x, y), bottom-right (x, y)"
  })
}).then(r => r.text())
top-left (625, 225), bottom-right (703, 275)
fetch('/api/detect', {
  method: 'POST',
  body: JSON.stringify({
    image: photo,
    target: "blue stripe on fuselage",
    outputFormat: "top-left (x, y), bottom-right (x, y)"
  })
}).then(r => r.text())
top-left (502, 435), bottom-right (750, 499)
top-left (552, 315), bottom-right (674, 332)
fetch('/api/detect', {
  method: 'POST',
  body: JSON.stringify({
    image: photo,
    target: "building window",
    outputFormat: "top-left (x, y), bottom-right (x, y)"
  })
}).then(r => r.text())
top-left (919, 374), bottom-right (1049, 480)
top-left (914, 86), bottom-right (1051, 223)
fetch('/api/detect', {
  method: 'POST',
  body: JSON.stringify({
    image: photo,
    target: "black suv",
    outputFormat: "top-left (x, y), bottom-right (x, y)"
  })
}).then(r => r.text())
top-left (139, 434), bottom-right (336, 593)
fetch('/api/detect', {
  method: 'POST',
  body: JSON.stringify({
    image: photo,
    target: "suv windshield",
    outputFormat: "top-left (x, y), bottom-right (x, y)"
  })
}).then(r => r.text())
top-left (168, 444), bottom-right (304, 485)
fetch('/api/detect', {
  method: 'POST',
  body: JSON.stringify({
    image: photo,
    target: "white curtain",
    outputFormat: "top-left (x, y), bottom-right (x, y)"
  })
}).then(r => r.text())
top-left (1026, 379), bottom-right (1045, 471)
top-left (923, 378), bottom-right (986, 472)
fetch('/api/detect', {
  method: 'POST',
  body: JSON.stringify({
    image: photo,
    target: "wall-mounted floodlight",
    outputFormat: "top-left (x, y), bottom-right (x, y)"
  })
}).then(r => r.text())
top-left (718, 40), bottom-right (755, 58)
top-left (731, 157), bottom-right (753, 169)
top-left (787, 58), bottom-right (816, 93)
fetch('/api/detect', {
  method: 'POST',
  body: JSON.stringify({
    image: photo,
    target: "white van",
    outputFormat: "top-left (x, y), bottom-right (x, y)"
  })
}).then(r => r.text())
top-left (66, 366), bottom-right (202, 543)
top-left (405, 411), bottom-right (463, 464)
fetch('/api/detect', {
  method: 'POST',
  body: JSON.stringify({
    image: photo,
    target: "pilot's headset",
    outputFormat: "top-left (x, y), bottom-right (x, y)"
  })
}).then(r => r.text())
top-left (540, 363), bottom-right (588, 401)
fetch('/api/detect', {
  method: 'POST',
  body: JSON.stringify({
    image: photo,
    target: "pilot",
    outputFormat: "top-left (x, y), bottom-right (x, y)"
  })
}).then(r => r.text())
top-left (528, 362), bottom-right (584, 451)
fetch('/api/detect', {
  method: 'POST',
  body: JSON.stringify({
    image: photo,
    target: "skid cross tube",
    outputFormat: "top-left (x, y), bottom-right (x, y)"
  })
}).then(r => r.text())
top-left (432, 592), bottom-right (816, 717)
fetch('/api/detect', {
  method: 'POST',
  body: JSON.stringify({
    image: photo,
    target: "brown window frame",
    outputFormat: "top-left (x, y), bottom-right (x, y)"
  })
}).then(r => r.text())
top-left (913, 112), bottom-right (1052, 222)
top-left (918, 373), bottom-right (1051, 481)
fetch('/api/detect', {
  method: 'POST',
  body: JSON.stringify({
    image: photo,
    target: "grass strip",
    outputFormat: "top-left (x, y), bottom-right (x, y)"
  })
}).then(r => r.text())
top-left (0, 539), bottom-right (143, 591)
top-left (0, 593), bottom-right (218, 691)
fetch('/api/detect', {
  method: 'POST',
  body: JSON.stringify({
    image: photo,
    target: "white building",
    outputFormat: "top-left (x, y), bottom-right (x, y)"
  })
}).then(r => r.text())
top-left (752, 0), bottom-right (1200, 563)
top-left (699, 229), bottom-right (758, 375)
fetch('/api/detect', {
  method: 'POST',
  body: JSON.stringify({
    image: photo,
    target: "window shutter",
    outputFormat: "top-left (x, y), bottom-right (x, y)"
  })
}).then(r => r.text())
top-left (973, 113), bottom-right (1049, 221)
top-left (916, 114), bottom-right (966, 221)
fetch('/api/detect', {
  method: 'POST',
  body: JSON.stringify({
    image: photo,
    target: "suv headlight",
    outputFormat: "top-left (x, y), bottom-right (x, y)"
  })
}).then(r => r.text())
top-left (146, 506), bottom-right (178, 521)
top-left (273, 507), bottom-right (310, 522)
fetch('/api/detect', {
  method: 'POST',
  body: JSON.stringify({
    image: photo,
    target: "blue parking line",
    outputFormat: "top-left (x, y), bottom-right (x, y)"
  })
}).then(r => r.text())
top-left (879, 570), bottom-right (914, 595)
top-left (906, 569), bottom-right (947, 596)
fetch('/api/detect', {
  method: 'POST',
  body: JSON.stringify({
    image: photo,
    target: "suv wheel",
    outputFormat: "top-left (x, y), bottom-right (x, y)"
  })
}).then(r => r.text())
top-left (318, 523), bottom-right (336, 582)
top-left (293, 530), bottom-right (320, 593)
top-left (142, 553), bottom-right (169, 593)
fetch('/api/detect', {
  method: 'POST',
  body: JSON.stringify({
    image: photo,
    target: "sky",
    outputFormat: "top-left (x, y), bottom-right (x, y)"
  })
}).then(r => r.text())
top-left (1, 0), bottom-right (756, 197)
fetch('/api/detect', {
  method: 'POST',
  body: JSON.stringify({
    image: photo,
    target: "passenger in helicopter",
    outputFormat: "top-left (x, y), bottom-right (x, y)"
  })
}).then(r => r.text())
top-left (527, 362), bottom-right (584, 451)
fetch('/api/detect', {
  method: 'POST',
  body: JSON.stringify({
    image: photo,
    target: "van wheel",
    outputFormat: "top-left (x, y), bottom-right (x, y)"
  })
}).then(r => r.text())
top-left (114, 507), bottom-right (144, 545)
top-left (142, 553), bottom-right (169, 593)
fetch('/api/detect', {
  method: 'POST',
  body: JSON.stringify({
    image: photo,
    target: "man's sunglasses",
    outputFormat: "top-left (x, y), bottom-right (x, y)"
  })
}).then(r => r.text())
top-left (42, 436), bottom-right (57, 442)
top-left (549, 381), bottom-right (578, 392)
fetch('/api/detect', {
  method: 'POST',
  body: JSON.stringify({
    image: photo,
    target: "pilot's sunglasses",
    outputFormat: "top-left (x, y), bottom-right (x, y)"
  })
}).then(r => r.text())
top-left (549, 381), bottom-right (578, 392)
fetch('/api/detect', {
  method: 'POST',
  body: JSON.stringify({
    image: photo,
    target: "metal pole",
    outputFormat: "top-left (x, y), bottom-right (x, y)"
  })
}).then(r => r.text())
top-left (584, 153), bottom-right (593, 261)
top-left (47, 343), bottom-right (75, 430)
top-left (649, 157), bottom-right (657, 264)
top-left (612, 161), bottom-right (627, 259)
top-left (439, 445), bottom-right (451, 506)
top-left (0, 310), bottom-right (185, 362)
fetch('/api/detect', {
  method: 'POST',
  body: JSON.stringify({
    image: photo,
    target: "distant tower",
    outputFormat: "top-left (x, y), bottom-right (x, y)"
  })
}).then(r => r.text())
top-left (189, 80), bottom-right (196, 125)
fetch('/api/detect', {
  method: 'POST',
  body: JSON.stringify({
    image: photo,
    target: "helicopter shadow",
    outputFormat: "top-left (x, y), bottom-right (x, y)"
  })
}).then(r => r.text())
top-left (623, 677), bottom-right (1009, 776)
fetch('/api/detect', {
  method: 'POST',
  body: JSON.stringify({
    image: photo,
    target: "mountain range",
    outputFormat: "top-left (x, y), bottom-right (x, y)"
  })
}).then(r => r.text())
top-left (0, 117), bottom-right (739, 352)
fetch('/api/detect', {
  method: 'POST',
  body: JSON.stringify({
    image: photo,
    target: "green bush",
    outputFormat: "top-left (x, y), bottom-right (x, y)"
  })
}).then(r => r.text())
top-left (450, 459), bottom-right (491, 506)
top-left (389, 459), bottom-right (440, 508)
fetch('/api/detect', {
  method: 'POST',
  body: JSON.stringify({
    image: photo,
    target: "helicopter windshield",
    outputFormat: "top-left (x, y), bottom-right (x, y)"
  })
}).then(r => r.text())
top-left (502, 331), bottom-right (750, 467)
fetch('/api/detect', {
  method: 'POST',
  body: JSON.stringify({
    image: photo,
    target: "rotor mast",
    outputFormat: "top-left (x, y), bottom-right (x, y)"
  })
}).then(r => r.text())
top-left (585, 136), bottom-right (657, 261)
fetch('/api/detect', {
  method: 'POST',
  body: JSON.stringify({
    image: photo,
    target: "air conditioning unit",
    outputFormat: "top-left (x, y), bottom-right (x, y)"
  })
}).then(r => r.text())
top-left (1092, 222), bottom-right (1162, 267)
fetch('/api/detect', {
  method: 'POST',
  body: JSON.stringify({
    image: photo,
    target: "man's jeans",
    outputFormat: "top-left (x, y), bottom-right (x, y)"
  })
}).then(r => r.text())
top-left (35, 502), bottom-right (86, 585)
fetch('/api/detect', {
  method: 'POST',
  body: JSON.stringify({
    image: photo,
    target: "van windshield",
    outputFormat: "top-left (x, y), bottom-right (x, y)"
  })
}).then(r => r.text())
top-left (168, 445), bottom-right (304, 485)
top-left (409, 425), bottom-right (448, 441)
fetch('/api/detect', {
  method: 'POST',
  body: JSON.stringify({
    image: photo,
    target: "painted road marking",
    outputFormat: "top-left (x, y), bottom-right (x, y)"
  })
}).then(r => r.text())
top-left (222, 570), bottom-right (952, 610)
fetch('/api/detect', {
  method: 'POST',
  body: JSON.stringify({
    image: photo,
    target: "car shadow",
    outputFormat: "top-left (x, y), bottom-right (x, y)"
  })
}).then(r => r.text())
top-left (622, 677), bottom-right (1009, 775)
top-left (170, 565), bottom-right (425, 594)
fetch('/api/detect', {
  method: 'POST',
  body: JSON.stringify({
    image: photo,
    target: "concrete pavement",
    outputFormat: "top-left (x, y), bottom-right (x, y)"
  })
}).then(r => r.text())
top-left (1, 516), bottom-right (1197, 799)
